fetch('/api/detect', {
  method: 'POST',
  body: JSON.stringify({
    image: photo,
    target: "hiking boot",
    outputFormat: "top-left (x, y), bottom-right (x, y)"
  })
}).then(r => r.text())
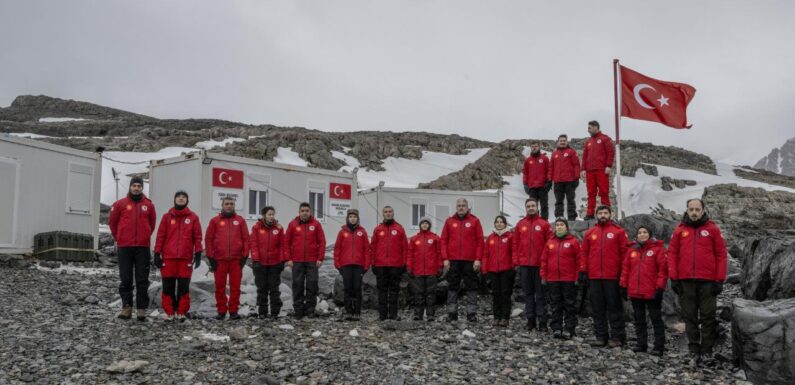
top-left (649, 347), bottom-right (664, 357)
top-left (553, 330), bottom-right (564, 339)
top-left (589, 338), bottom-right (609, 347)
top-left (632, 345), bottom-right (647, 353)
top-left (164, 314), bottom-right (175, 322)
top-left (526, 319), bottom-right (537, 332)
top-left (608, 340), bottom-right (625, 348)
top-left (176, 314), bottom-right (186, 323)
top-left (136, 309), bottom-right (147, 321)
top-left (446, 313), bottom-right (458, 323)
top-left (215, 313), bottom-right (226, 320)
top-left (467, 314), bottom-right (477, 323)
top-left (117, 306), bottom-right (132, 320)
top-left (229, 313), bottom-right (241, 320)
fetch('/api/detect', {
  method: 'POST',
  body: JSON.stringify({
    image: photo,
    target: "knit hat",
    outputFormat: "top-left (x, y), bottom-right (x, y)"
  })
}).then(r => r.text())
top-left (174, 190), bottom-right (189, 200)
top-left (554, 217), bottom-right (569, 230)
top-left (346, 209), bottom-right (359, 217)
top-left (419, 216), bottom-right (432, 228)
top-left (129, 176), bottom-right (144, 187)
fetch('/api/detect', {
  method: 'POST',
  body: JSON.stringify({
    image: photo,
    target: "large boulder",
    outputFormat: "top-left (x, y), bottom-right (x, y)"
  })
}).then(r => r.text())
top-left (732, 298), bottom-right (795, 385)
top-left (739, 231), bottom-right (795, 301)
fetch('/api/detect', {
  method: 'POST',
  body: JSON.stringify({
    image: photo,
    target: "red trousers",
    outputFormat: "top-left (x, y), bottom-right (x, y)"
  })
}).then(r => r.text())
top-left (214, 259), bottom-right (243, 314)
top-left (586, 170), bottom-right (611, 216)
top-left (161, 259), bottom-right (193, 315)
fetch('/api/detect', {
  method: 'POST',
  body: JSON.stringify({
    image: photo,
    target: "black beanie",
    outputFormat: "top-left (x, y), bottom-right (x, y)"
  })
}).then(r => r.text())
top-left (174, 190), bottom-right (189, 200)
top-left (130, 176), bottom-right (144, 187)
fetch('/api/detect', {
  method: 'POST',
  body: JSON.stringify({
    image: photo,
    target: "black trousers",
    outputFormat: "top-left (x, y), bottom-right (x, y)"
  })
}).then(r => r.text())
top-left (527, 187), bottom-right (550, 220)
top-left (373, 266), bottom-right (404, 319)
top-left (340, 265), bottom-right (364, 315)
top-left (410, 275), bottom-right (438, 318)
top-left (589, 279), bottom-right (626, 342)
top-left (553, 180), bottom-right (579, 220)
top-left (253, 262), bottom-right (284, 316)
top-left (118, 247), bottom-right (151, 309)
top-left (548, 281), bottom-right (577, 333)
top-left (446, 260), bottom-right (479, 316)
top-left (519, 266), bottom-right (547, 324)
top-left (488, 270), bottom-right (515, 320)
top-left (292, 262), bottom-right (319, 316)
top-left (161, 277), bottom-right (190, 314)
top-left (631, 298), bottom-right (665, 351)
top-left (680, 280), bottom-right (718, 354)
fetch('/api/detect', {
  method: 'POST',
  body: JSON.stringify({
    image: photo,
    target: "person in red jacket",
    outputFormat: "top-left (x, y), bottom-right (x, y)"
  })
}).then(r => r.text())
top-left (205, 197), bottom-right (250, 320)
top-left (407, 216), bottom-right (443, 321)
top-left (550, 134), bottom-right (581, 221)
top-left (441, 198), bottom-right (485, 323)
top-left (581, 121), bottom-right (615, 220)
top-left (619, 226), bottom-right (667, 356)
top-left (667, 199), bottom-right (727, 366)
top-left (522, 141), bottom-right (552, 220)
top-left (285, 202), bottom-right (327, 319)
top-left (580, 205), bottom-right (629, 347)
top-left (369, 206), bottom-right (409, 320)
top-left (482, 216), bottom-right (515, 327)
top-left (250, 206), bottom-right (287, 319)
top-left (108, 176), bottom-right (157, 321)
top-left (512, 197), bottom-right (553, 332)
top-left (333, 209), bottom-right (369, 321)
top-left (153, 191), bottom-right (202, 322)
top-left (540, 218), bottom-right (583, 339)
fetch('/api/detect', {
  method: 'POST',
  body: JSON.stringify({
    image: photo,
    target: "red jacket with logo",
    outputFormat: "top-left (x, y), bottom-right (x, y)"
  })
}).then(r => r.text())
top-left (109, 194), bottom-right (157, 248)
top-left (523, 153), bottom-right (551, 188)
top-left (550, 147), bottom-right (581, 182)
top-left (250, 220), bottom-right (286, 266)
top-left (582, 132), bottom-right (615, 171)
top-left (620, 239), bottom-right (668, 299)
top-left (440, 213), bottom-right (485, 261)
top-left (512, 214), bottom-right (553, 267)
top-left (540, 234), bottom-right (583, 282)
top-left (205, 213), bottom-right (250, 260)
top-left (369, 221), bottom-right (408, 268)
top-left (667, 220), bottom-right (728, 282)
top-left (407, 230), bottom-right (443, 276)
top-left (333, 225), bottom-right (370, 269)
top-left (154, 207), bottom-right (203, 260)
top-left (285, 216), bottom-right (327, 263)
top-left (482, 230), bottom-right (514, 273)
top-left (580, 221), bottom-right (630, 280)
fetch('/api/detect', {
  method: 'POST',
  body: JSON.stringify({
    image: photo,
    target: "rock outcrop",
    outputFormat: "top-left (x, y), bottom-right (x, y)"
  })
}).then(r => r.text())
top-left (732, 298), bottom-right (795, 385)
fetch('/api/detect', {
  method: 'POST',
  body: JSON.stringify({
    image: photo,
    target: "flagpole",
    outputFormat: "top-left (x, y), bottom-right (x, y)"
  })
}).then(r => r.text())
top-left (613, 59), bottom-right (623, 220)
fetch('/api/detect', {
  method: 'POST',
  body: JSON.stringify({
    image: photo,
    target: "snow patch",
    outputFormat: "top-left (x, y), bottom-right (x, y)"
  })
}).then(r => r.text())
top-left (194, 137), bottom-right (246, 150)
top-left (273, 147), bottom-right (309, 167)
top-left (39, 117), bottom-right (89, 122)
top-left (199, 332), bottom-right (230, 342)
top-left (8, 132), bottom-right (53, 139)
top-left (35, 264), bottom-right (116, 276)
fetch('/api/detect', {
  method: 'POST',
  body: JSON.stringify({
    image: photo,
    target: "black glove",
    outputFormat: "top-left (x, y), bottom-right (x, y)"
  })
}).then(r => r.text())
top-left (541, 279), bottom-right (548, 286)
top-left (671, 280), bottom-right (683, 296)
top-left (619, 287), bottom-right (628, 301)
top-left (208, 258), bottom-right (217, 272)
top-left (193, 252), bottom-right (202, 269)
top-left (240, 257), bottom-right (248, 268)
top-left (654, 289), bottom-right (665, 302)
top-left (577, 272), bottom-right (588, 286)
top-left (544, 181), bottom-right (552, 193)
top-left (710, 282), bottom-right (723, 297)
top-left (153, 253), bottom-right (163, 269)
top-left (523, 183), bottom-right (531, 195)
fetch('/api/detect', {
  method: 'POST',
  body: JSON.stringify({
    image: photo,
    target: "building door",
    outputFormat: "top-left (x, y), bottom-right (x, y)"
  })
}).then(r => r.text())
top-left (0, 157), bottom-right (19, 247)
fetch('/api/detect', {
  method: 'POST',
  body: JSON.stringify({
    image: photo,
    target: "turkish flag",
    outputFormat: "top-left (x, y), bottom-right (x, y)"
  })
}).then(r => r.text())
top-left (212, 168), bottom-right (244, 189)
top-left (620, 65), bottom-right (696, 129)
top-left (330, 182), bottom-right (352, 200)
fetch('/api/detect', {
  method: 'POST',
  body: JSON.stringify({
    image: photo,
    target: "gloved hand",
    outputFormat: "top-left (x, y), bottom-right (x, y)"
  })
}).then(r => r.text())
top-left (710, 282), bottom-right (723, 297)
top-left (153, 253), bottom-right (163, 269)
top-left (523, 183), bottom-right (531, 195)
top-left (208, 258), bottom-right (217, 272)
top-left (619, 287), bottom-right (628, 301)
top-left (544, 181), bottom-right (552, 193)
top-left (671, 280), bottom-right (683, 296)
top-left (654, 289), bottom-right (665, 301)
top-left (577, 272), bottom-right (588, 287)
top-left (541, 279), bottom-right (548, 286)
top-left (239, 256), bottom-right (248, 268)
top-left (193, 252), bottom-right (202, 269)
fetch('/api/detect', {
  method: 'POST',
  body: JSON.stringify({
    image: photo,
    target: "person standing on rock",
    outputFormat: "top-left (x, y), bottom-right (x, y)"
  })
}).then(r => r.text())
top-left (482, 215), bottom-right (515, 327)
top-left (153, 191), bottom-right (203, 322)
top-left (205, 197), bottom-right (250, 320)
top-left (550, 134), bottom-right (581, 221)
top-left (619, 225), bottom-right (667, 356)
top-left (581, 121), bottom-right (615, 220)
top-left (333, 209), bottom-right (369, 321)
top-left (668, 199), bottom-right (727, 366)
top-left (250, 206), bottom-right (287, 319)
top-left (109, 176), bottom-right (157, 321)
top-left (285, 202), bottom-right (326, 319)
top-left (522, 141), bottom-right (552, 220)
top-left (407, 216), bottom-right (443, 321)
top-left (512, 197), bottom-right (553, 332)
top-left (540, 218), bottom-right (583, 339)
top-left (441, 198), bottom-right (485, 323)
top-left (370, 206), bottom-right (409, 321)
top-left (580, 205), bottom-right (629, 347)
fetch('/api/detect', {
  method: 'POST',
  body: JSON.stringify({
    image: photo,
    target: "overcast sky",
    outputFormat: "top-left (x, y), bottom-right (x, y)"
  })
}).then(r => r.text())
top-left (2, 0), bottom-right (793, 164)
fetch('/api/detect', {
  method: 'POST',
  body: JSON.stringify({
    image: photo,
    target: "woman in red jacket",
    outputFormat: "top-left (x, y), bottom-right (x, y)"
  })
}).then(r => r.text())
top-left (482, 215), bottom-right (515, 327)
top-left (250, 206), bottom-right (287, 319)
top-left (619, 226), bottom-right (668, 356)
top-left (407, 216), bottom-right (443, 321)
top-left (333, 209), bottom-right (369, 321)
top-left (540, 218), bottom-right (582, 339)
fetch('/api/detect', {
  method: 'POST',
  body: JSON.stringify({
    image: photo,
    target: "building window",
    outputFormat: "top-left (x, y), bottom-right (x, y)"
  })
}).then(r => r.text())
top-left (248, 189), bottom-right (268, 219)
top-left (309, 190), bottom-right (325, 221)
top-left (411, 198), bottom-right (428, 229)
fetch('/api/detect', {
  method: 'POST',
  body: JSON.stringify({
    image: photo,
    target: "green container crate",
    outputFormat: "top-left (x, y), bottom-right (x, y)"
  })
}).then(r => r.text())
top-left (33, 231), bottom-right (95, 262)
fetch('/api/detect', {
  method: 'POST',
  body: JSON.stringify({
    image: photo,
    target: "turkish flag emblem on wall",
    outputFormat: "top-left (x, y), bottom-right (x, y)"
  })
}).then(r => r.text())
top-left (212, 168), bottom-right (244, 189)
top-left (620, 65), bottom-right (696, 129)
top-left (330, 182), bottom-right (352, 200)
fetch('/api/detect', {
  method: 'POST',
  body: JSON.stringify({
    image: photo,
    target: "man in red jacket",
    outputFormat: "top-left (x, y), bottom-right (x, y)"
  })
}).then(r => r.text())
top-left (250, 206), bottom-right (287, 319)
top-left (550, 134), bottom-right (581, 221)
top-left (285, 202), bottom-right (326, 319)
top-left (370, 206), bottom-right (409, 320)
top-left (668, 199), bottom-right (727, 366)
top-left (512, 198), bottom-right (553, 332)
top-left (522, 141), bottom-right (552, 220)
top-left (108, 176), bottom-right (156, 321)
top-left (205, 197), bottom-right (250, 320)
top-left (581, 121), bottom-right (615, 220)
top-left (441, 198), bottom-right (485, 323)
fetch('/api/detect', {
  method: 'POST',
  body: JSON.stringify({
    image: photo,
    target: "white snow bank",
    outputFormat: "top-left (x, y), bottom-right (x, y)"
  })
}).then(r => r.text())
top-left (8, 132), bottom-right (53, 139)
top-left (39, 117), bottom-right (89, 122)
top-left (193, 137), bottom-right (246, 150)
top-left (273, 147), bottom-right (309, 167)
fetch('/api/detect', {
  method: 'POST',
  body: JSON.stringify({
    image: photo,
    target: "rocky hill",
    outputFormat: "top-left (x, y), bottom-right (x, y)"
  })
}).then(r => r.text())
top-left (755, 136), bottom-right (795, 177)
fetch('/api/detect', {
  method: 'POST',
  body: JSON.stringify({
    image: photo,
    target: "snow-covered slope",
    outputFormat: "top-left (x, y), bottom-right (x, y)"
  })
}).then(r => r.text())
top-left (101, 147), bottom-right (198, 204)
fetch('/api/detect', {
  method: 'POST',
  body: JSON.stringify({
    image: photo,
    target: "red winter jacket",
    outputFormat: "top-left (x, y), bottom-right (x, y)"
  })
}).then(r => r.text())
top-left (582, 132), bottom-right (615, 171)
top-left (540, 234), bottom-right (583, 282)
top-left (369, 221), bottom-right (408, 268)
top-left (333, 225), bottom-right (370, 269)
top-left (482, 230), bottom-right (514, 273)
top-left (109, 194), bottom-right (157, 248)
top-left (250, 220), bottom-right (287, 266)
top-left (620, 239), bottom-right (668, 299)
top-left (407, 230), bottom-right (443, 276)
top-left (440, 213), bottom-right (485, 261)
top-left (550, 147), bottom-right (581, 183)
top-left (205, 213), bottom-right (250, 260)
top-left (522, 153), bottom-right (551, 188)
top-left (512, 214), bottom-right (553, 267)
top-left (285, 216), bottom-right (327, 263)
top-left (580, 221), bottom-right (630, 280)
top-left (667, 220), bottom-right (728, 282)
top-left (154, 207), bottom-right (203, 260)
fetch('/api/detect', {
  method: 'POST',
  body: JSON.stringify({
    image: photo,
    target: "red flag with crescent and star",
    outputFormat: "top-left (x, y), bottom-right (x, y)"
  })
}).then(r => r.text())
top-left (212, 167), bottom-right (244, 189)
top-left (329, 182), bottom-right (351, 200)
top-left (620, 65), bottom-right (696, 129)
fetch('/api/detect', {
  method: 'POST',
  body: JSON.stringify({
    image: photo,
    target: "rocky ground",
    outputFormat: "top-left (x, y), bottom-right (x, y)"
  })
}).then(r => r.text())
top-left (0, 262), bottom-right (750, 385)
